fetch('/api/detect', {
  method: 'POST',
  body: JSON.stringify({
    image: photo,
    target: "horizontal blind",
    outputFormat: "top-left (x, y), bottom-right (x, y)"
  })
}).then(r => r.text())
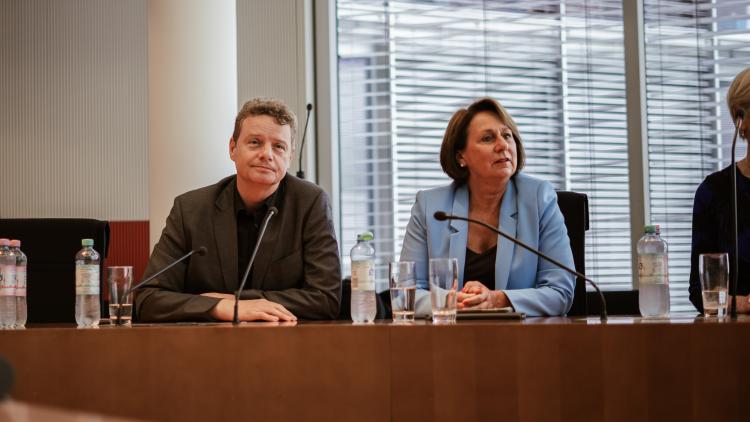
top-left (643, 0), bottom-right (750, 312)
top-left (337, 0), bottom-right (631, 289)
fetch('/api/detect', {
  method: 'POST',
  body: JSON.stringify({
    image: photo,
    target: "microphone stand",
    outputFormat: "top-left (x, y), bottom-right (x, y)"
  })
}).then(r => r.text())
top-left (729, 110), bottom-right (744, 320)
top-left (296, 103), bottom-right (313, 180)
top-left (434, 212), bottom-right (607, 321)
top-left (115, 247), bottom-right (207, 325)
top-left (233, 207), bottom-right (278, 325)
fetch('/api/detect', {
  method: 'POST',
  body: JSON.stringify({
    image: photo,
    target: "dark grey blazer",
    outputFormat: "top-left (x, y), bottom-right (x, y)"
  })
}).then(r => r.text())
top-left (135, 174), bottom-right (342, 321)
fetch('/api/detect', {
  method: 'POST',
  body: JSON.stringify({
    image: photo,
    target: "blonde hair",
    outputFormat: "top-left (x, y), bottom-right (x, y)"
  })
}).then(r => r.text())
top-left (727, 67), bottom-right (750, 125)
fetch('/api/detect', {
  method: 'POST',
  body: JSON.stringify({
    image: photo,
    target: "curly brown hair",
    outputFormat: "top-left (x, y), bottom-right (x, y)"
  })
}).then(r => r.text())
top-left (232, 98), bottom-right (298, 146)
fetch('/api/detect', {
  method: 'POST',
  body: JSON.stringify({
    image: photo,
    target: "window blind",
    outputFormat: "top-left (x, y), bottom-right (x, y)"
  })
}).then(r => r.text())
top-left (337, 0), bottom-right (633, 290)
top-left (643, 0), bottom-right (750, 312)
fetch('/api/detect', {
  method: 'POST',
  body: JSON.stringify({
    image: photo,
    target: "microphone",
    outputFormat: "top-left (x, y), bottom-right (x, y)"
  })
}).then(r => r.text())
top-left (233, 206), bottom-right (278, 325)
top-left (729, 109), bottom-right (745, 319)
top-left (433, 211), bottom-right (608, 321)
top-left (116, 246), bottom-right (208, 325)
top-left (296, 103), bottom-right (314, 180)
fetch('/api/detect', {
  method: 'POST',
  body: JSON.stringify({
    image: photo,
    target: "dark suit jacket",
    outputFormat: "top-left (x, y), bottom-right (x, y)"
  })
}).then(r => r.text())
top-left (135, 174), bottom-right (342, 321)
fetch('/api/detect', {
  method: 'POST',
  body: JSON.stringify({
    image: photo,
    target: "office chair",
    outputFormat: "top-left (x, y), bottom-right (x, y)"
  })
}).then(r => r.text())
top-left (556, 193), bottom-right (640, 316)
top-left (555, 191), bottom-right (589, 316)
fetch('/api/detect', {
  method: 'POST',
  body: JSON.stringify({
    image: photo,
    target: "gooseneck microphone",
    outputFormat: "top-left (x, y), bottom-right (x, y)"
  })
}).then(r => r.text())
top-left (115, 246), bottom-right (208, 325)
top-left (434, 211), bottom-right (608, 321)
top-left (233, 206), bottom-right (278, 325)
top-left (296, 103), bottom-right (314, 180)
top-left (729, 108), bottom-right (744, 320)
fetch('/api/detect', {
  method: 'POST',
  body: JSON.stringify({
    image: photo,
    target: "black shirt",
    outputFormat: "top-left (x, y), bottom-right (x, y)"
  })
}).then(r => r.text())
top-left (464, 245), bottom-right (497, 290)
top-left (689, 165), bottom-right (750, 312)
top-left (234, 181), bottom-right (283, 286)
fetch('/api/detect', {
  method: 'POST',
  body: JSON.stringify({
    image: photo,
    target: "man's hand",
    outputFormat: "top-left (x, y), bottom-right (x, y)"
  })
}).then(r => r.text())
top-left (201, 292), bottom-right (234, 300)
top-left (208, 298), bottom-right (297, 322)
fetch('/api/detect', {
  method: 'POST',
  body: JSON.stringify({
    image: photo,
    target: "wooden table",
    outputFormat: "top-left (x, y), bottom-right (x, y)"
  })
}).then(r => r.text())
top-left (1, 316), bottom-right (748, 422)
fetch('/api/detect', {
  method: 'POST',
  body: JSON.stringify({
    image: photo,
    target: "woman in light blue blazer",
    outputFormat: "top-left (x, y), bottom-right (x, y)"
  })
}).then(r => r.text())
top-left (400, 97), bottom-right (575, 317)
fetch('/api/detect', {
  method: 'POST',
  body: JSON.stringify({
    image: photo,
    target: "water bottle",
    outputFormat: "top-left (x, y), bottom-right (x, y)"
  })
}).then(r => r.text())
top-left (0, 238), bottom-right (17, 328)
top-left (10, 240), bottom-right (27, 328)
top-left (637, 225), bottom-right (670, 318)
top-left (75, 238), bottom-right (101, 328)
top-left (350, 232), bottom-right (376, 323)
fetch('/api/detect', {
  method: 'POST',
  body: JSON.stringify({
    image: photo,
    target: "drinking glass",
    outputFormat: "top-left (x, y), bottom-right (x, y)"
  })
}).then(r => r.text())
top-left (108, 266), bottom-right (133, 325)
top-left (428, 258), bottom-right (458, 324)
top-left (389, 261), bottom-right (416, 322)
top-left (699, 253), bottom-right (729, 318)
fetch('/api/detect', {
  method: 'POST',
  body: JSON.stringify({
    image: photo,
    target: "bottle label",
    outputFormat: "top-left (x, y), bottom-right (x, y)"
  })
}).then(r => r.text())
top-left (351, 260), bottom-right (375, 290)
top-left (76, 264), bottom-right (100, 295)
top-left (638, 254), bottom-right (668, 285)
top-left (0, 264), bottom-right (15, 296)
top-left (15, 266), bottom-right (26, 296)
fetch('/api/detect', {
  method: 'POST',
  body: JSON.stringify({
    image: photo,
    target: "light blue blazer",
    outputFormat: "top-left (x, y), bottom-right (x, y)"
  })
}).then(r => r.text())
top-left (400, 172), bottom-right (575, 317)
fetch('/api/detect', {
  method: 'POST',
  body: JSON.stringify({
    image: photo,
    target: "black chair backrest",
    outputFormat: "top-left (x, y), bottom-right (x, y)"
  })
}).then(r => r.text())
top-left (555, 191), bottom-right (589, 316)
top-left (337, 277), bottom-right (391, 320)
top-left (0, 219), bottom-right (109, 323)
top-left (587, 290), bottom-right (639, 316)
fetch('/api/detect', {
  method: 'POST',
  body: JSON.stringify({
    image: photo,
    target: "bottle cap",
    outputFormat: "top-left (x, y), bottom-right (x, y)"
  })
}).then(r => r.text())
top-left (0, 239), bottom-right (9, 246)
top-left (81, 238), bottom-right (94, 246)
top-left (643, 225), bottom-right (656, 234)
top-left (357, 231), bottom-right (374, 241)
top-left (9, 240), bottom-right (20, 247)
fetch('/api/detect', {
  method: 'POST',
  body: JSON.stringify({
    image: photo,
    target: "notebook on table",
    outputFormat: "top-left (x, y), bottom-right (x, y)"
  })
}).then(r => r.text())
top-left (456, 307), bottom-right (526, 320)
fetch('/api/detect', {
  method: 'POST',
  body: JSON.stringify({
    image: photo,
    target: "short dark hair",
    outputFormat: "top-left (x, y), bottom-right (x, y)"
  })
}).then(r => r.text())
top-left (439, 97), bottom-right (525, 184)
top-left (232, 98), bottom-right (297, 147)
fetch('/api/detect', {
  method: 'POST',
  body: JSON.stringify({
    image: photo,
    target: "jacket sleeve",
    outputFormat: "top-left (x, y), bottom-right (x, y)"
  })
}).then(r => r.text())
top-left (399, 191), bottom-right (433, 317)
top-left (689, 181), bottom-right (715, 313)
top-left (238, 190), bottom-right (342, 319)
top-left (503, 182), bottom-right (576, 316)
top-left (134, 197), bottom-right (221, 322)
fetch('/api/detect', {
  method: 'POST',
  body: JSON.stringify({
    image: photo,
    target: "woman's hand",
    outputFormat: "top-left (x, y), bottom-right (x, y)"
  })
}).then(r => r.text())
top-left (457, 281), bottom-right (510, 309)
top-left (727, 294), bottom-right (750, 314)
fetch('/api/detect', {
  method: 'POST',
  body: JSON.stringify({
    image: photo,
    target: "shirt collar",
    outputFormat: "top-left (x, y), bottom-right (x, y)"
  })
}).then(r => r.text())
top-left (233, 176), bottom-right (285, 218)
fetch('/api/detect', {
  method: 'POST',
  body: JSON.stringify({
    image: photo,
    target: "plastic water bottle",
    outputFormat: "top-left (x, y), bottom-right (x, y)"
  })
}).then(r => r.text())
top-left (0, 238), bottom-right (17, 328)
top-left (10, 240), bottom-right (27, 328)
top-left (637, 225), bottom-right (670, 318)
top-left (75, 238), bottom-right (101, 328)
top-left (350, 232), bottom-right (376, 323)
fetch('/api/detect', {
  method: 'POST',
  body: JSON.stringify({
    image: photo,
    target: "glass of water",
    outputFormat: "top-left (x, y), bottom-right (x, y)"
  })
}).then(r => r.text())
top-left (389, 261), bottom-right (416, 322)
top-left (699, 253), bottom-right (729, 317)
top-left (108, 266), bottom-right (133, 325)
top-left (429, 258), bottom-right (458, 324)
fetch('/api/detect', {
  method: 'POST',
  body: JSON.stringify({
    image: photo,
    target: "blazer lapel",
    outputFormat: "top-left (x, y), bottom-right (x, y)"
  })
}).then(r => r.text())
top-left (495, 179), bottom-right (518, 291)
top-left (449, 184), bottom-right (469, 288)
top-left (214, 180), bottom-right (239, 293)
